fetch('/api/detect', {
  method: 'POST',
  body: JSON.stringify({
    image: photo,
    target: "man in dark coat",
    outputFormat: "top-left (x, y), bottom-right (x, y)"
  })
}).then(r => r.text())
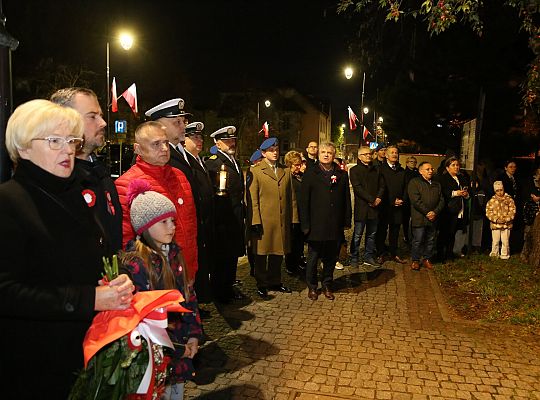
top-left (376, 145), bottom-right (407, 264)
top-left (349, 146), bottom-right (385, 267)
top-left (299, 142), bottom-right (352, 301)
top-left (304, 141), bottom-right (319, 170)
top-left (50, 87), bottom-right (123, 254)
top-left (206, 126), bottom-right (246, 303)
top-left (184, 121), bottom-right (215, 304)
top-left (408, 162), bottom-right (445, 270)
top-left (403, 156), bottom-right (420, 244)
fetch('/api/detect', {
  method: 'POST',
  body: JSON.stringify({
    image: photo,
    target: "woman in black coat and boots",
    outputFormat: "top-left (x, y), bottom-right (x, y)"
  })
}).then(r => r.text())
top-left (299, 143), bottom-right (351, 301)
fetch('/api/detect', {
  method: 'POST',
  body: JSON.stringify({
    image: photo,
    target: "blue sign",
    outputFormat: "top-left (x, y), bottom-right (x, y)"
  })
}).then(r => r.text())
top-left (115, 120), bottom-right (127, 134)
top-left (369, 142), bottom-right (378, 149)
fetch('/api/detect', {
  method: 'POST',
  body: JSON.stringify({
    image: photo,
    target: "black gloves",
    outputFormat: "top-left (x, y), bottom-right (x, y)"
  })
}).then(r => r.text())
top-left (251, 224), bottom-right (263, 236)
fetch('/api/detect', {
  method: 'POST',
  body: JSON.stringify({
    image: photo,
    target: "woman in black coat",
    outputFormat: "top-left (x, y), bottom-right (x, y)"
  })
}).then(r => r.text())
top-left (299, 143), bottom-right (351, 301)
top-left (436, 156), bottom-right (470, 262)
top-left (0, 100), bottom-right (134, 399)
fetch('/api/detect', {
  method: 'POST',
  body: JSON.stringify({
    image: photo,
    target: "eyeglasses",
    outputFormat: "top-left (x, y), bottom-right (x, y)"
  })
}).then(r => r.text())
top-left (32, 136), bottom-right (84, 151)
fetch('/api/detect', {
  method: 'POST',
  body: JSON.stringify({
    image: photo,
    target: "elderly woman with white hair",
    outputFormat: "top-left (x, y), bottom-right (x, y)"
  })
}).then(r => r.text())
top-left (0, 99), bottom-right (134, 399)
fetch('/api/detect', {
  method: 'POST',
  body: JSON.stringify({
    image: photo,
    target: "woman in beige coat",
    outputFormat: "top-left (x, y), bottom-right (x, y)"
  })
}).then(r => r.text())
top-left (246, 138), bottom-right (298, 298)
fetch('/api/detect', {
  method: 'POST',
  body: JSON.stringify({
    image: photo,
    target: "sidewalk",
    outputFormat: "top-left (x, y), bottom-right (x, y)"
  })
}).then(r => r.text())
top-left (185, 257), bottom-right (540, 399)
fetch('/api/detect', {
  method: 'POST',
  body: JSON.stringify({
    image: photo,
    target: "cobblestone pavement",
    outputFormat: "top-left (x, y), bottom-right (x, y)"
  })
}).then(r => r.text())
top-left (185, 256), bottom-right (540, 400)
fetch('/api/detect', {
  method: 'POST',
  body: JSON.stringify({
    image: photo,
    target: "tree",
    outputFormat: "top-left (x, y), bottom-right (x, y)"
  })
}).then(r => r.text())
top-left (339, 0), bottom-right (540, 266)
top-left (338, 0), bottom-right (540, 115)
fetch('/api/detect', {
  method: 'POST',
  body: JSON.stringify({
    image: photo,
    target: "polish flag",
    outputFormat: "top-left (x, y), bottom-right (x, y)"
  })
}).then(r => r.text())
top-left (111, 77), bottom-right (118, 113)
top-left (121, 83), bottom-right (138, 115)
top-left (259, 121), bottom-right (269, 138)
top-left (348, 106), bottom-right (358, 131)
top-left (363, 126), bottom-right (371, 141)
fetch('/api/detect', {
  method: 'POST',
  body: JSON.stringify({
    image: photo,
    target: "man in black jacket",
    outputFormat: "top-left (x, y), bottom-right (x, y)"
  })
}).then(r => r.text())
top-left (376, 145), bottom-right (407, 264)
top-left (50, 87), bottom-right (123, 254)
top-left (408, 162), bottom-right (445, 270)
top-left (349, 146), bottom-right (384, 267)
top-left (299, 142), bottom-right (351, 301)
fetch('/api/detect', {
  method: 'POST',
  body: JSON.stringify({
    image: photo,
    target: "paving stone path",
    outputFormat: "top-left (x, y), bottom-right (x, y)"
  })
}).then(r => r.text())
top-left (185, 258), bottom-right (540, 400)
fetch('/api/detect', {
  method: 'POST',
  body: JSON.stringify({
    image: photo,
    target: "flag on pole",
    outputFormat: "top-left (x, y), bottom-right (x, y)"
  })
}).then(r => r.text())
top-left (348, 106), bottom-right (358, 130)
top-left (363, 126), bottom-right (371, 141)
top-left (111, 77), bottom-right (118, 113)
top-left (258, 121), bottom-right (269, 138)
top-left (121, 83), bottom-right (138, 115)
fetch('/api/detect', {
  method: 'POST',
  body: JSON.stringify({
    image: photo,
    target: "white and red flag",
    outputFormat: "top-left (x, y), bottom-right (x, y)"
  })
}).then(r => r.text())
top-left (363, 126), bottom-right (371, 141)
top-left (111, 77), bottom-right (118, 113)
top-left (348, 106), bottom-right (358, 130)
top-left (121, 83), bottom-right (138, 115)
top-left (259, 121), bottom-right (269, 138)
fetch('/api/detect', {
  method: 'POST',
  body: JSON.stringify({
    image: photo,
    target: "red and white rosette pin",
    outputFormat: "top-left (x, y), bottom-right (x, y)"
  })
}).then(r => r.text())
top-left (82, 189), bottom-right (96, 207)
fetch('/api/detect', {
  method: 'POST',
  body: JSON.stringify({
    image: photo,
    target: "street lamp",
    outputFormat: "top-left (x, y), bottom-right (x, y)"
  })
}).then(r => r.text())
top-left (257, 99), bottom-right (271, 127)
top-left (106, 31), bottom-right (134, 141)
top-left (344, 66), bottom-right (366, 145)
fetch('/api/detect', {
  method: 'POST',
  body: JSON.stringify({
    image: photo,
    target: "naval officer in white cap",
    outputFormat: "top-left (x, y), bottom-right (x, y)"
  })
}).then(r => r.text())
top-left (205, 126), bottom-right (246, 303)
top-left (184, 122), bottom-right (215, 305)
top-left (145, 98), bottom-right (194, 183)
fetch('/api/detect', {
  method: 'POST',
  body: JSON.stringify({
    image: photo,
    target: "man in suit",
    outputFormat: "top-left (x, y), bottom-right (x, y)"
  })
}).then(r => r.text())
top-left (205, 126), bottom-right (246, 303)
top-left (50, 87), bottom-right (123, 255)
top-left (184, 122), bottom-right (215, 304)
top-left (299, 142), bottom-right (351, 301)
top-left (376, 145), bottom-right (407, 264)
top-left (305, 141), bottom-right (319, 169)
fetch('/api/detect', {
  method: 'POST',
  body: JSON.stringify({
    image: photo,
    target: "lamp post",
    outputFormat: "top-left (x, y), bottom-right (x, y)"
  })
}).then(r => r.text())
top-left (344, 66), bottom-right (367, 146)
top-left (106, 32), bottom-right (134, 141)
top-left (257, 99), bottom-right (271, 127)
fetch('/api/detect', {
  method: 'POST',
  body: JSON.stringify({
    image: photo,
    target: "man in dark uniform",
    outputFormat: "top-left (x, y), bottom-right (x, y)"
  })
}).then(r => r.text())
top-left (145, 98), bottom-right (194, 184)
top-left (50, 87), bottom-right (123, 254)
top-left (205, 126), bottom-right (246, 303)
top-left (184, 121), bottom-right (215, 304)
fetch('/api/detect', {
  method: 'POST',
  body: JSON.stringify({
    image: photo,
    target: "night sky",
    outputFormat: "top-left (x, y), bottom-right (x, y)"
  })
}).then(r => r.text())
top-left (5, 0), bottom-right (355, 113)
top-left (3, 0), bottom-right (535, 158)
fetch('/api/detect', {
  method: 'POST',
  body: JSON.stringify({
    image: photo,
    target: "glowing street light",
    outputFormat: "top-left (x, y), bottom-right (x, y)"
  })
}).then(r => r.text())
top-left (107, 31), bottom-right (135, 140)
top-left (119, 32), bottom-right (134, 50)
top-left (344, 65), bottom-right (367, 145)
top-left (257, 99), bottom-right (271, 127)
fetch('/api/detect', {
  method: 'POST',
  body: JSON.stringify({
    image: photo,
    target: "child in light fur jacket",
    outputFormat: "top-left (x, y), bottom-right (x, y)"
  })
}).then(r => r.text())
top-left (485, 181), bottom-right (516, 260)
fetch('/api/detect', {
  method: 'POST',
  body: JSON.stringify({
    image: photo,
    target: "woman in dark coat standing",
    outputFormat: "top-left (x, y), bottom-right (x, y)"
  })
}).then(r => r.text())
top-left (299, 142), bottom-right (351, 301)
top-left (0, 100), bottom-right (134, 399)
top-left (436, 156), bottom-right (470, 262)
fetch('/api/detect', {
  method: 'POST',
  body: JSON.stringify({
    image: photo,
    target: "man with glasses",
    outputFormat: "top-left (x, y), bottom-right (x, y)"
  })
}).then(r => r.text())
top-left (115, 121), bottom-right (198, 282)
top-left (407, 162), bottom-right (444, 270)
top-left (349, 146), bottom-right (385, 268)
top-left (51, 87), bottom-right (123, 254)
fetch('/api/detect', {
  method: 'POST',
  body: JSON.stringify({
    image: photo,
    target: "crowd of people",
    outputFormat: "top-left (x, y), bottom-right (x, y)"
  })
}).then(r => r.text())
top-left (0, 91), bottom-right (538, 399)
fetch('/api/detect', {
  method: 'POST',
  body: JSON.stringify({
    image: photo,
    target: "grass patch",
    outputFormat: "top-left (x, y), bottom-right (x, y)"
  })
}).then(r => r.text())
top-left (434, 254), bottom-right (540, 331)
